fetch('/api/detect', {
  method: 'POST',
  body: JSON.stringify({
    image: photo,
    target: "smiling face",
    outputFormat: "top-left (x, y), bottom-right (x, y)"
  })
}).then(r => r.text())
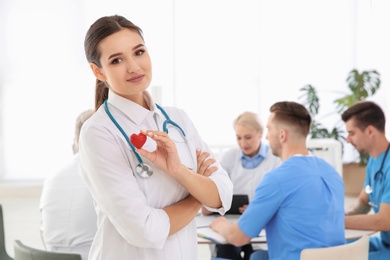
top-left (90, 29), bottom-right (152, 103)
top-left (235, 124), bottom-right (262, 157)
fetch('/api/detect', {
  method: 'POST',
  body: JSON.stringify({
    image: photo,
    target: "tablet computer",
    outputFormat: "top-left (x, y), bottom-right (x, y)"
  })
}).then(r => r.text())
top-left (225, 194), bottom-right (249, 215)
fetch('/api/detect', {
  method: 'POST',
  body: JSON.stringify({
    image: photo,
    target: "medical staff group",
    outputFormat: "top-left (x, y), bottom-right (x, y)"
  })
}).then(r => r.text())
top-left (38, 14), bottom-right (390, 260)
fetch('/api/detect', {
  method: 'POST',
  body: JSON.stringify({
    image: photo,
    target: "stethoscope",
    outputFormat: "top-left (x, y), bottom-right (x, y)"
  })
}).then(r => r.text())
top-left (104, 99), bottom-right (188, 178)
top-left (365, 143), bottom-right (390, 209)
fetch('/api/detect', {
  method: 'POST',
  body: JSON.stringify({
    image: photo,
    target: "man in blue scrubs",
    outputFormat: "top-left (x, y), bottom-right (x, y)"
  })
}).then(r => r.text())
top-left (210, 101), bottom-right (345, 260)
top-left (343, 101), bottom-right (390, 260)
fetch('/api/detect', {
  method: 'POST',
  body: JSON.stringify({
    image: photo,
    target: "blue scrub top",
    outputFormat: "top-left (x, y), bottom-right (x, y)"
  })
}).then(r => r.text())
top-left (238, 156), bottom-right (345, 260)
top-left (365, 150), bottom-right (390, 246)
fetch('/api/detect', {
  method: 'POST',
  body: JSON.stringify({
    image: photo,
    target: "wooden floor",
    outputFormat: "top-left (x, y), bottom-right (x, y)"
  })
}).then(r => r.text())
top-left (0, 181), bottom-right (358, 260)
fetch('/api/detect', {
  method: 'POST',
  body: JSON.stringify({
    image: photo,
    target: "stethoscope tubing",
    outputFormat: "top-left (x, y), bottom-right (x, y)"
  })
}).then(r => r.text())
top-left (104, 99), bottom-right (143, 164)
top-left (103, 99), bottom-right (188, 177)
top-left (368, 143), bottom-right (390, 208)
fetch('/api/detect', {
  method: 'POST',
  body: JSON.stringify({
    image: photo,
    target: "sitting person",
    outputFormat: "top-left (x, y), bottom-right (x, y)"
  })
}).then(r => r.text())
top-left (210, 101), bottom-right (345, 260)
top-left (39, 109), bottom-right (96, 260)
top-left (203, 111), bottom-right (281, 260)
top-left (342, 101), bottom-right (390, 260)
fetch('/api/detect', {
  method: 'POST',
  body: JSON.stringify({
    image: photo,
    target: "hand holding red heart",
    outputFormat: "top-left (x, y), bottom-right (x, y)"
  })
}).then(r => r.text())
top-left (130, 132), bottom-right (147, 149)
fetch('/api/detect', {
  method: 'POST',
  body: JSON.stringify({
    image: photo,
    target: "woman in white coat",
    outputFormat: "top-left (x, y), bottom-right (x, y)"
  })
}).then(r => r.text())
top-left (80, 15), bottom-right (233, 260)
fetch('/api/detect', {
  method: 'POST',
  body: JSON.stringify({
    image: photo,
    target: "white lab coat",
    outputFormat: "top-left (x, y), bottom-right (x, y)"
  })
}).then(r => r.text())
top-left (79, 90), bottom-right (233, 260)
top-left (40, 154), bottom-right (97, 260)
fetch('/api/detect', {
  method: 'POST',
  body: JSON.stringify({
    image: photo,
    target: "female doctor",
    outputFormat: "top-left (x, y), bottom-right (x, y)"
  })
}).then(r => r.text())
top-left (79, 15), bottom-right (233, 260)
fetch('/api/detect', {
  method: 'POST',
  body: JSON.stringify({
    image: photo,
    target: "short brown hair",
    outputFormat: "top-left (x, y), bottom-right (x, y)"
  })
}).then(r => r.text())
top-left (270, 101), bottom-right (311, 137)
top-left (341, 101), bottom-right (385, 132)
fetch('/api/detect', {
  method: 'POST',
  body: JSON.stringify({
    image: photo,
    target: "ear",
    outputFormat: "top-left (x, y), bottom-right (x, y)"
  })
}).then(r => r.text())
top-left (365, 125), bottom-right (375, 136)
top-left (280, 129), bottom-right (287, 143)
top-left (90, 63), bottom-right (107, 81)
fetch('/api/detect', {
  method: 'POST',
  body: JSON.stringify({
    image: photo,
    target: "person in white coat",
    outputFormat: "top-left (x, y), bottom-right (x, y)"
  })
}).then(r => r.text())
top-left (80, 15), bottom-right (233, 260)
top-left (40, 109), bottom-right (96, 260)
top-left (203, 112), bottom-right (281, 260)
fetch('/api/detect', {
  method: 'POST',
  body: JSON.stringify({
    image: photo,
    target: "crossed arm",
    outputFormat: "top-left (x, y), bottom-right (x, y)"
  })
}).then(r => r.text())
top-left (137, 130), bottom-right (225, 236)
top-left (163, 149), bottom-right (219, 235)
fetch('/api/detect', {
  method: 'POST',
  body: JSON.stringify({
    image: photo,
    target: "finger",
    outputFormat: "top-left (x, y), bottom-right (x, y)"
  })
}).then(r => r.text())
top-left (198, 157), bottom-right (215, 175)
top-left (203, 166), bottom-right (218, 177)
top-left (197, 152), bottom-right (211, 172)
top-left (199, 158), bottom-right (217, 176)
top-left (141, 129), bottom-right (167, 137)
top-left (142, 130), bottom-right (169, 141)
top-left (197, 151), bottom-right (210, 163)
top-left (143, 130), bottom-right (174, 149)
top-left (136, 148), bottom-right (156, 163)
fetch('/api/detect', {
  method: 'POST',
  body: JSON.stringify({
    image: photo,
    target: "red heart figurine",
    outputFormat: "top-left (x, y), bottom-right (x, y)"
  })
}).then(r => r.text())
top-left (130, 132), bottom-right (147, 149)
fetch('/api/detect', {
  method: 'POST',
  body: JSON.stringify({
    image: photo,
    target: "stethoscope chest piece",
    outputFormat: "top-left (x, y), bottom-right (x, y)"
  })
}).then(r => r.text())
top-left (136, 163), bottom-right (153, 178)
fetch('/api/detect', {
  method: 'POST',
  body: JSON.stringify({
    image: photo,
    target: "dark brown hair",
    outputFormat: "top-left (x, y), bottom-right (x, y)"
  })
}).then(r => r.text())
top-left (270, 101), bottom-right (312, 137)
top-left (341, 101), bottom-right (385, 132)
top-left (84, 15), bottom-right (144, 110)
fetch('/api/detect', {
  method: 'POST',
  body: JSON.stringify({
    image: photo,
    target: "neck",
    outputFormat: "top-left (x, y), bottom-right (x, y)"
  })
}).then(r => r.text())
top-left (280, 144), bottom-right (309, 162)
top-left (370, 137), bottom-right (390, 158)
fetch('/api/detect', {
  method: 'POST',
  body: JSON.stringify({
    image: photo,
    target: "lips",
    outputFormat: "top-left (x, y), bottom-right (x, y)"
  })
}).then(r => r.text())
top-left (128, 75), bottom-right (144, 83)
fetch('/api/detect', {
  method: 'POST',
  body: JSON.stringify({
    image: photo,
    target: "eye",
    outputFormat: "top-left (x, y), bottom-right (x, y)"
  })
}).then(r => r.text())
top-left (135, 49), bottom-right (145, 56)
top-left (111, 58), bottom-right (123, 64)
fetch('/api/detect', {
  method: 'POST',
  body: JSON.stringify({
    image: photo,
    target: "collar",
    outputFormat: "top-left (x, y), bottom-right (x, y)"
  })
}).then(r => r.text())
top-left (107, 90), bottom-right (159, 126)
top-left (240, 142), bottom-right (268, 160)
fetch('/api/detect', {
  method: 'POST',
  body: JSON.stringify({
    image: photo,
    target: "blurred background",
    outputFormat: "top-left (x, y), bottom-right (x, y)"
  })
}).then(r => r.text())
top-left (0, 0), bottom-right (389, 181)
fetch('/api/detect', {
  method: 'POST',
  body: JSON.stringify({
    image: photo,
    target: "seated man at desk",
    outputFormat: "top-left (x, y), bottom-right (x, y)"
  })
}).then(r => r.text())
top-left (210, 101), bottom-right (345, 260)
top-left (203, 111), bottom-right (281, 260)
top-left (342, 101), bottom-right (390, 260)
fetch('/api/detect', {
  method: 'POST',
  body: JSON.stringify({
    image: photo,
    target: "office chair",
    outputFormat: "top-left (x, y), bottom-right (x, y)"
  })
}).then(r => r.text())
top-left (14, 240), bottom-right (82, 260)
top-left (0, 204), bottom-right (13, 260)
top-left (300, 235), bottom-right (369, 260)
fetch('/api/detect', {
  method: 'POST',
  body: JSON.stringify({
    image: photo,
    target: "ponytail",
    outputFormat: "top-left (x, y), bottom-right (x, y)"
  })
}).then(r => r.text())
top-left (95, 79), bottom-right (108, 111)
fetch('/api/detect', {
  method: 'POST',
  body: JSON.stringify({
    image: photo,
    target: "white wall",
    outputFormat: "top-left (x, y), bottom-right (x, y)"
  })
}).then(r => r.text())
top-left (0, 0), bottom-right (389, 180)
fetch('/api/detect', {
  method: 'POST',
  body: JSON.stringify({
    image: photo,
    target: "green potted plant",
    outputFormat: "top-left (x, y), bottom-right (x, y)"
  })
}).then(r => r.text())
top-left (299, 69), bottom-right (381, 196)
top-left (299, 84), bottom-right (345, 142)
top-left (333, 69), bottom-right (381, 165)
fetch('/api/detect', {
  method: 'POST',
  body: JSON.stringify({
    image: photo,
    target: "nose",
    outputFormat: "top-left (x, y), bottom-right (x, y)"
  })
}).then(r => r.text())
top-left (126, 57), bottom-right (140, 73)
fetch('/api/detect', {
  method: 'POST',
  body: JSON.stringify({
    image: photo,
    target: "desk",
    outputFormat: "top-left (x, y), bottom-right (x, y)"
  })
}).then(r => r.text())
top-left (196, 215), bottom-right (377, 244)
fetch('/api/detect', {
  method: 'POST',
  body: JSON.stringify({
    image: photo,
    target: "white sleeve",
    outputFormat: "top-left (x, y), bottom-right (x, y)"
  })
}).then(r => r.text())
top-left (79, 121), bottom-right (170, 249)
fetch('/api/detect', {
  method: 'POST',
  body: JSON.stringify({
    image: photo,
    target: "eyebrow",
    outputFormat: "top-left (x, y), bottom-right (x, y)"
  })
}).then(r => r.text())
top-left (107, 44), bottom-right (145, 60)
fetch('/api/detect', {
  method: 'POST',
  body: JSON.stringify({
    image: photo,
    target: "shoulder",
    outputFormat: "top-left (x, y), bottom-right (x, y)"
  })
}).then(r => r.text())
top-left (220, 147), bottom-right (241, 166)
top-left (80, 107), bottom-right (114, 141)
top-left (221, 147), bottom-right (241, 159)
top-left (44, 158), bottom-right (79, 185)
top-left (159, 106), bottom-right (198, 137)
top-left (159, 106), bottom-right (191, 121)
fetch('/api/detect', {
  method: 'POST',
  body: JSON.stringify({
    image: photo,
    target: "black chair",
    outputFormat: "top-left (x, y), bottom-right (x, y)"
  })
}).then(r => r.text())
top-left (0, 204), bottom-right (13, 260)
top-left (14, 240), bottom-right (81, 260)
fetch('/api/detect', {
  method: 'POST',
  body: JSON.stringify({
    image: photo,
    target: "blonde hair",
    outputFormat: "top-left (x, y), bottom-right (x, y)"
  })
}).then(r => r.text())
top-left (233, 111), bottom-right (263, 134)
top-left (73, 109), bottom-right (95, 153)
